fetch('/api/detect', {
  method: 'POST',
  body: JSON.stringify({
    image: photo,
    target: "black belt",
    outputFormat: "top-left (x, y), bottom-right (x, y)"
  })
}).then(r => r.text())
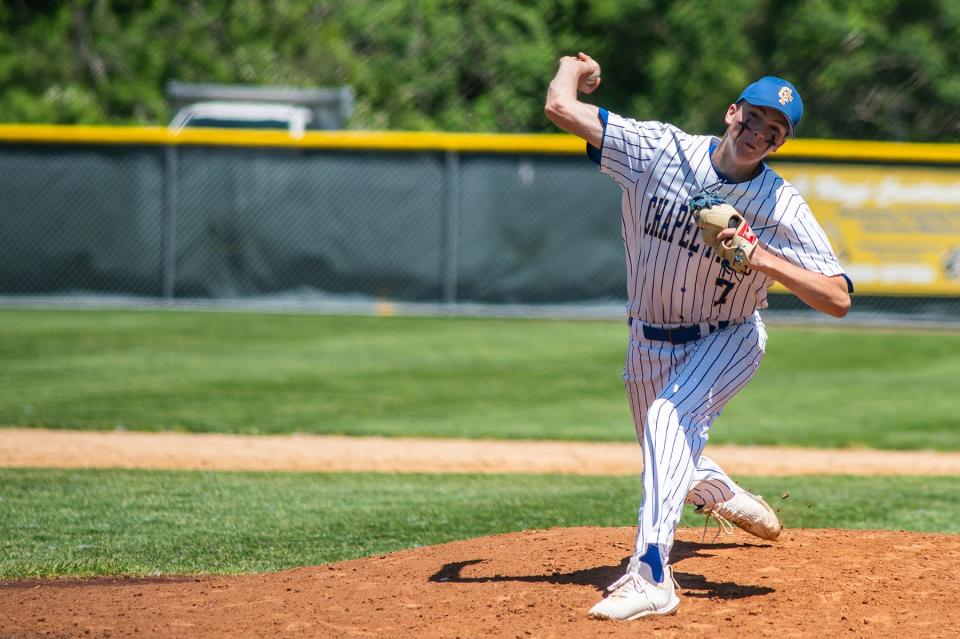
top-left (629, 318), bottom-right (730, 345)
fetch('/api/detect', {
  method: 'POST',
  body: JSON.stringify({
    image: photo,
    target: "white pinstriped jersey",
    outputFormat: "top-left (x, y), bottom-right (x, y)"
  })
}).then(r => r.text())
top-left (590, 109), bottom-right (844, 325)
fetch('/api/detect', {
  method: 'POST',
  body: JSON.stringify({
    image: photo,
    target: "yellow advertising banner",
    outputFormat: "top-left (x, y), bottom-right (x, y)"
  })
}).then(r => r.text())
top-left (771, 163), bottom-right (960, 295)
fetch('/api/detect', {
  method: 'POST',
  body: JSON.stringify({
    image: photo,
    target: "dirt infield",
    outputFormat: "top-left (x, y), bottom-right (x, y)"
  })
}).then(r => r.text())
top-left (2, 526), bottom-right (958, 638)
top-left (5, 427), bottom-right (960, 475)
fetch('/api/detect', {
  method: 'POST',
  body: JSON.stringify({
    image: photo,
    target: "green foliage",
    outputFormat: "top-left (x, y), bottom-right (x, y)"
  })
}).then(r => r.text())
top-left (765, 0), bottom-right (960, 140)
top-left (2, 309), bottom-right (959, 450)
top-left (2, 1), bottom-right (960, 139)
top-left (0, 469), bottom-right (956, 577)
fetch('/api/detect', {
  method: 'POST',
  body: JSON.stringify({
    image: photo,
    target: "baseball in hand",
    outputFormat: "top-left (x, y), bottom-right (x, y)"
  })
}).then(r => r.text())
top-left (576, 52), bottom-right (601, 94)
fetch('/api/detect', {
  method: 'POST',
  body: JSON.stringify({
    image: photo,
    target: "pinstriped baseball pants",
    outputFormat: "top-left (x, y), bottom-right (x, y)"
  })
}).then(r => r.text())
top-left (623, 314), bottom-right (767, 567)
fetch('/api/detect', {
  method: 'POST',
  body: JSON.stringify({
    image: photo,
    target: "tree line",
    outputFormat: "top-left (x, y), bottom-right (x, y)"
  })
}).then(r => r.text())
top-left (2, 0), bottom-right (959, 141)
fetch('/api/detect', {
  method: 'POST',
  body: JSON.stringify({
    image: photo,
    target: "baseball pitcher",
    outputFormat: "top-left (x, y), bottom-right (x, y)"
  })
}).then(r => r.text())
top-left (545, 53), bottom-right (853, 620)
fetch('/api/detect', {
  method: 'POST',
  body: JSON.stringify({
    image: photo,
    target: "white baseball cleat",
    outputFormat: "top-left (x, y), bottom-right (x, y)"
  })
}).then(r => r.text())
top-left (698, 490), bottom-right (783, 541)
top-left (587, 566), bottom-right (680, 621)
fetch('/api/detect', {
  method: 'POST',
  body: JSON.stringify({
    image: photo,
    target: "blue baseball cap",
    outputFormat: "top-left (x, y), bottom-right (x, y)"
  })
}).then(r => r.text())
top-left (737, 76), bottom-right (803, 137)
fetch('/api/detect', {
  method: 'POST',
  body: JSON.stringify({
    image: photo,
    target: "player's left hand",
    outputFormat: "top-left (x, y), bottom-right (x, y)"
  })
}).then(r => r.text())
top-left (716, 226), bottom-right (763, 273)
top-left (694, 202), bottom-right (759, 273)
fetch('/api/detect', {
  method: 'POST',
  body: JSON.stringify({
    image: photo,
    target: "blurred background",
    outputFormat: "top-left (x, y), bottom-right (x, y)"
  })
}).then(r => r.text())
top-left (6, 0), bottom-right (960, 137)
top-left (2, 0), bottom-right (960, 323)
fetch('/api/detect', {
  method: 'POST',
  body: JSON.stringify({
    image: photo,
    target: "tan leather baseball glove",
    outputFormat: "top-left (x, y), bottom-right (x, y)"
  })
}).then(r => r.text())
top-left (691, 194), bottom-right (759, 274)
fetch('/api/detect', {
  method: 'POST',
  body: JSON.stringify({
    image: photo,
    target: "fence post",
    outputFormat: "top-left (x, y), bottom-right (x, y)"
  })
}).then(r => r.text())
top-left (161, 144), bottom-right (179, 302)
top-left (443, 150), bottom-right (461, 305)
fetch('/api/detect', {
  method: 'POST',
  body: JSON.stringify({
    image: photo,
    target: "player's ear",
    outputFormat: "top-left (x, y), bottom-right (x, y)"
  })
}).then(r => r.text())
top-left (723, 103), bottom-right (739, 127)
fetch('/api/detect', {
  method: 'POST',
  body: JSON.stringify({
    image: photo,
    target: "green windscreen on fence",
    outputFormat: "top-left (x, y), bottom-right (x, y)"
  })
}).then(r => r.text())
top-left (2, 138), bottom-right (959, 322)
top-left (0, 144), bottom-right (166, 296)
top-left (1, 143), bottom-right (624, 304)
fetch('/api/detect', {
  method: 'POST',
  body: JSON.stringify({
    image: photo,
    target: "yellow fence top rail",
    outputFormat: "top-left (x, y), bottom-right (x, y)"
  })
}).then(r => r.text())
top-left (3, 124), bottom-right (960, 163)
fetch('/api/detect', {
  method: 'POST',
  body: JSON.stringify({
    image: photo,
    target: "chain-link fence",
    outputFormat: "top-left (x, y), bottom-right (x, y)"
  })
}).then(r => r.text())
top-left (0, 143), bottom-right (166, 297)
top-left (0, 140), bottom-right (622, 306)
top-left (2, 135), bottom-right (959, 325)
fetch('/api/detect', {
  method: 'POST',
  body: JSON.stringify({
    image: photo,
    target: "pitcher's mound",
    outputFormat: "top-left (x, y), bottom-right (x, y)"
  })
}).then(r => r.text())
top-left (3, 527), bottom-right (958, 638)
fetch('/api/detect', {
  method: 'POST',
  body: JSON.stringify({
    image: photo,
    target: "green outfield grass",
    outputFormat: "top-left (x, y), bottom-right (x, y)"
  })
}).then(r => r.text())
top-left (1, 309), bottom-right (958, 449)
top-left (0, 468), bottom-right (956, 578)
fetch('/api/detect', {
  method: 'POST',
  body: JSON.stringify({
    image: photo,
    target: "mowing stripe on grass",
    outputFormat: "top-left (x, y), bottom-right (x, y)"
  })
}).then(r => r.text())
top-left (1, 468), bottom-right (957, 578)
top-left (1, 309), bottom-right (959, 449)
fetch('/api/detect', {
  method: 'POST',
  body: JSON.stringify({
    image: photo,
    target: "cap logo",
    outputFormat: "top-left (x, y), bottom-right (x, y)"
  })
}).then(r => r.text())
top-left (778, 86), bottom-right (793, 105)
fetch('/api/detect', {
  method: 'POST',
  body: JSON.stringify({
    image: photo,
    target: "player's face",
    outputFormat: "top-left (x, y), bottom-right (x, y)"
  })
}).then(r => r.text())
top-left (724, 103), bottom-right (789, 161)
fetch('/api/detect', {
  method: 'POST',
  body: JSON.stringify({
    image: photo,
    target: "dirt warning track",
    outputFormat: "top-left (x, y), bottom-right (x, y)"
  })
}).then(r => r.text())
top-left (3, 427), bottom-right (960, 475)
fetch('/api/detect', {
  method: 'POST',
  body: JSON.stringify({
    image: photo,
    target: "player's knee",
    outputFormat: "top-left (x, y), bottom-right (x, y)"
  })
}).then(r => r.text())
top-left (647, 398), bottom-right (677, 430)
